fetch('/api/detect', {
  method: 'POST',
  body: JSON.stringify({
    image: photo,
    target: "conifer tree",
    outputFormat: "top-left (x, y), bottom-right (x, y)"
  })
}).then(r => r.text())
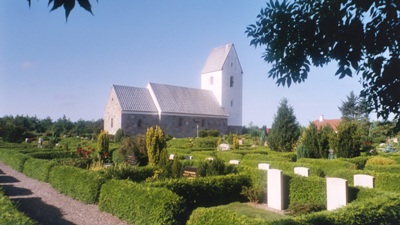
top-left (97, 130), bottom-right (109, 161)
top-left (330, 121), bottom-right (362, 158)
top-left (267, 98), bottom-right (300, 152)
top-left (146, 126), bottom-right (167, 166)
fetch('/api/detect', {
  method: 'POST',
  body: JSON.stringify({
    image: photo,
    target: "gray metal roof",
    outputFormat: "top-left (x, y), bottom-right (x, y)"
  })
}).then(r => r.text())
top-left (148, 83), bottom-right (228, 117)
top-left (201, 43), bottom-right (233, 74)
top-left (113, 85), bottom-right (158, 112)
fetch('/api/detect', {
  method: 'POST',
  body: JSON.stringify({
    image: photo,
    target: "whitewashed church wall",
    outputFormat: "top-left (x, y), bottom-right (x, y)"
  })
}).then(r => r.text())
top-left (103, 88), bottom-right (122, 135)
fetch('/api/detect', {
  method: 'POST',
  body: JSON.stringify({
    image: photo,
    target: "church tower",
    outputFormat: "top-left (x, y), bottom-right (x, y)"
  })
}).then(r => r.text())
top-left (201, 43), bottom-right (243, 133)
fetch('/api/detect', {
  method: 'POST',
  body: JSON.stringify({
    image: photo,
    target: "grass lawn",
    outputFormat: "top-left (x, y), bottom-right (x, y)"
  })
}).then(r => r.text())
top-left (221, 202), bottom-right (288, 221)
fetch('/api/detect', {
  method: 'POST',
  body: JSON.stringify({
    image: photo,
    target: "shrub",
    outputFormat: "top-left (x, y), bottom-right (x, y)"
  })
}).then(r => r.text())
top-left (150, 174), bottom-right (250, 211)
top-left (118, 135), bottom-right (148, 166)
top-left (100, 163), bottom-right (155, 181)
top-left (28, 151), bottom-right (77, 160)
top-left (114, 128), bottom-right (124, 142)
top-left (23, 158), bottom-right (57, 182)
top-left (365, 156), bottom-right (396, 166)
top-left (0, 150), bottom-right (31, 172)
top-left (97, 130), bottom-right (110, 162)
top-left (289, 176), bottom-right (326, 211)
top-left (48, 165), bottom-right (106, 204)
top-left (99, 179), bottom-right (185, 225)
top-left (192, 137), bottom-right (218, 148)
top-left (146, 126), bottom-right (167, 166)
top-left (364, 164), bottom-right (400, 174)
top-left (0, 187), bottom-right (38, 225)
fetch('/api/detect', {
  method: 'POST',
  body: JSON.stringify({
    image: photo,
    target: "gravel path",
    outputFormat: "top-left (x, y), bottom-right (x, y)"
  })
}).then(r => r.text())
top-left (0, 161), bottom-right (131, 225)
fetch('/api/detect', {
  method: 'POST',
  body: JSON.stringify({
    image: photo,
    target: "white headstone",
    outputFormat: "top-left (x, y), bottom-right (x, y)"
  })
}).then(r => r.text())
top-left (258, 163), bottom-right (271, 171)
top-left (169, 154), bottom-right (175, 160)
top-left (354, 174), bottom-right (374, 188)
top-left (229, 160), bottom-right (240, 165)
top-left (206, 157), bottom-right (214, 161)
top-left (267, 169), bottom-right (288, 210)
top-left (294, 167), bottom-right (310, 177)
top-left (326, 177), bottom-right (348, 211)
top-left (218, 143), bottom-right (230, 151)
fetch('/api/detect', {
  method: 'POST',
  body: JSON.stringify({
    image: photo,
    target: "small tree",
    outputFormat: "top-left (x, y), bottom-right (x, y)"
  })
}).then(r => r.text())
top-left (297, 123), bottom-right (320, 158)
top-left (97, 130), bottom-right (109, 161)
top-left (232, 133), bottom-right (240, 150)
top-left (317, 124), bottom-right (334, 158)
top-left (146, 126), bottom-right (167, 166)
top-left (267, 98), bottom-right (301, 152)
top-left (330, 121), bottom-right (362, 158)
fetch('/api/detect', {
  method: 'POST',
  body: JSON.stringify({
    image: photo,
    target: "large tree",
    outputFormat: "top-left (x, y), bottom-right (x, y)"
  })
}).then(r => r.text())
top-left (246, 0), bottom-right (400, 120)
top-left (267, 98), bottom-right (300, 152)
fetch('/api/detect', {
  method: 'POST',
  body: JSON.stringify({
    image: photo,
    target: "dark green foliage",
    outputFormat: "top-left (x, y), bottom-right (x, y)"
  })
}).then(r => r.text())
top-left (151, 174), bottom-right (250, 211)
top-left (198, 129), bottom-right (219, 138)
top-left (238, 166), bottom-right (267, 203)
top-left (118, 135), bottom-right (148, 166)
top-left (289, 176), bottom-right (326, 210)
top-left (246, 0), bottom-right (400, 120)
top-left (192, 137), bottom-right (218, 148)
top-left (342, 156), bottom-right (370, 170)
top-left (0, 186), bottom-right (38, 225)
top-left (298, 123), bottom-right (320, 158)
top-left (28, 151), bottom-right (77, 159)
top-left (55, 157), bottom-right (92, 169)
top-left (48, 165), bottom-right (106, 204)
top-left (267, 99), bottom-right (300, 152)
top-left (114, 128), bottom-right (125, 142)
top-left (330, 121), bottom-right (362, 158)
top-left (100, 164), bottom-right (155, 182)
top-left (171, 158), bottom-right (183, 178)
top-left (97, 130), bottom-right (109, 161)
top-left (196, 157), bottom-right (236, 177)
top-left (99, 179), bottom-right (185, 225)
top-left (23, 158), bottom-right (57, 182)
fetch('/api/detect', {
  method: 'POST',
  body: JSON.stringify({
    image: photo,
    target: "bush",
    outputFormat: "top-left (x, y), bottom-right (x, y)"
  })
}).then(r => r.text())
top-left (99, 179), bottom-right (185, 225)
top-left (150, 174), bottom-right (250, 211)
top-left (0, 150), bottom-right (31, 172)
top-left (0, 187), bottom-right (38, 225)
top-left (48, 165), bottom-right (106, 204)
top-left (289, 176), bottom-right (326, 211)
top-left (364, 164), bottom-right (400, 174)
top-left (192, 137), bottom-right (218, 148)
top-left (28, 151), bottom-right (77, 160)
top-left (365, 156), bottom-right (396, 166)
top-left (99, 163), bottom-right (155, 181)
top-left (23, 158), bottom-right (57, 182)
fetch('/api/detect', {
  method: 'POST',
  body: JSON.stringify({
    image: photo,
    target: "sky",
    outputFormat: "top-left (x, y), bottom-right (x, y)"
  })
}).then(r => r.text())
top-left (0, 1), bottom-right (369, 128)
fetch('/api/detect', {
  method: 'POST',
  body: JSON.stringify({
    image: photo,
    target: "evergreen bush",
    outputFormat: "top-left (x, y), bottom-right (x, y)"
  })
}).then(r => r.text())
top-left (23, 158), bottom-right (57, 182)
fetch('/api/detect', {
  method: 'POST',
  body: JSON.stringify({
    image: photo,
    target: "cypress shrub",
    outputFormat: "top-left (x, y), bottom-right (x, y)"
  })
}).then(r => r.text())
top-left (23, 158), bottom-right (57, 182)
top-left (48, 165), bottom-right (106, 204)
top-left (99, 179), bottom-right (185, 225)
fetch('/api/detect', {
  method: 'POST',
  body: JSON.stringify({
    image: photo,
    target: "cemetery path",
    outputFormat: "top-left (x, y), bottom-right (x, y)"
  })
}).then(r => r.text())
top-left (0, 161), bottom-right (130, 225)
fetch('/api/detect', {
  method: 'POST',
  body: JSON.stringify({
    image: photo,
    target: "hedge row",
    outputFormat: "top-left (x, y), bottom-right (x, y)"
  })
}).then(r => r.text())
top-left (48, 165), bottom-right (106, 204)
top-left (364, 164), bottom-right (400, 174)
top-left (187, 191), bottom-right (400, 225)
top-left (150, 174), bottom-right (250, 211)
top-left (289, 176), bottom-right (326, 209)
top-left (23, 158), bottom-right (57, 182)
top-left (0, 149), bottom-right (31, 172)
top-left (27, 151), bottom-right (77, 160)
top-left (0, 186), bottom-right (38, 225)
top-left (296, 158), bottom-right (357, 176)
top-left (99, 179), bottom-right (185, 225)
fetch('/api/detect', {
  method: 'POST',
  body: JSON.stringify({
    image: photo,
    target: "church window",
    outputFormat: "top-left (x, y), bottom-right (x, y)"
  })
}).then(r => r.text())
top-left (230, 76), bottom-right (234, 87)
top-left (231, 62), bottom-right (233, 67)
top-left (231, 100), bottom-right (233, 107)
top-left (201, 119), bottom-right (205, 127)
top-left (111, 118), bottom-right (113, 128)
top-left (179, 118), bottom-right (183, 126)
top-left (209, 76), bottom-right (213, 85)
top-left (138, 119), bottom-right (142, 128)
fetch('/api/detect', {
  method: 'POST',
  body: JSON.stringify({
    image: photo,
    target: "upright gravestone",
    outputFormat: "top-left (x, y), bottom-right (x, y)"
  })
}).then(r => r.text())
top-left (229, 160), bottom-right (240, 165)
top-left (267, 169), bottom-right (289, 210)
top-left (326, 177), bottom-right (348, 211)
top-left (258, 163), bottom-right (271, 170)
top-left (294, 167), bottom-right (310, 177)
top-left (354, 174), bottom-right (374, 188)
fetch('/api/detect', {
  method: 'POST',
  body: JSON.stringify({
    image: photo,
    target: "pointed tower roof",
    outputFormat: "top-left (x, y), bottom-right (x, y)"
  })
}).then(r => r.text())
top-left (201, 43), bottom-right (243, 74)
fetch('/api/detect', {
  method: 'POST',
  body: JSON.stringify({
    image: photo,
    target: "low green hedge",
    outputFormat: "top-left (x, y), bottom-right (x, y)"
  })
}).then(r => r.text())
top-left (99, 164), bottom-right (155, 182)
top-left (296, 158), bottom-right (357, 176)
top-left (150, 174), bottom-right (250, 211)
top-left (0, 186), bottom-right (38, 225)
top-left (27, 151), bottom-right (77, 160)
top-left (99, 179), bottom-right (185, 225)
top-left (0, 150), bottom-right (31, 172)
top-left (289, 176), bottom-right (326, 209)
top-left (48, 165), bottom-right (106, 204)
top-left (364, 164), bottom-right (400, 174)
top-left (23, 158), bottom-right (57, 182)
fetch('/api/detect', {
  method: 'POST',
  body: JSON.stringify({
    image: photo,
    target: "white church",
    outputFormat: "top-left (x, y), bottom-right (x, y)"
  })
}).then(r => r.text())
top-left (103, 43), bottom-right (243, 138)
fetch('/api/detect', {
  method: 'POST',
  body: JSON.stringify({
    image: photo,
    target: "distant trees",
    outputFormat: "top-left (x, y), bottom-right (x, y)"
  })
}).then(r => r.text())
top-left (296, 123), bottom-right (334, 159)
top-left (0, 115), bottom-right (102, 143)
top-left (339, 91), bottom-right (370, 121)
top-left (267, 98), bottom-right (300, 152)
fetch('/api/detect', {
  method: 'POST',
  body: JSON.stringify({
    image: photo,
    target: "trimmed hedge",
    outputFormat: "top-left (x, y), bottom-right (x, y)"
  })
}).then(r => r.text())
top-left (296, 158), bottom-right (357, 176)
top-left (48, 165), bottom-right (106, 204)
top-left (0, 150), bottom-right (31, 172)
top-left (99, 179), bottom-right (185, 225)
top-left (23, 158), bottom-right (57, 182)
top-left (364, 164), bottom-right (400, 174)
top-left (0, 187), bottom-right (38, 225)
top-left (100, 164), bottom-right (155, 182)
top-left (27, 151), bottom-right (77, 160)
top-left (150, 174), bottom-right (250, 210)
top-left (289, 176), bottom-right (326, 208)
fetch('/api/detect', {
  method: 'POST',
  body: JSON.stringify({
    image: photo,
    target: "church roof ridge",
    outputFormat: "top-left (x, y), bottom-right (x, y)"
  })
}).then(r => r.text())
top-left (201, 43), bottom-right (234, 74)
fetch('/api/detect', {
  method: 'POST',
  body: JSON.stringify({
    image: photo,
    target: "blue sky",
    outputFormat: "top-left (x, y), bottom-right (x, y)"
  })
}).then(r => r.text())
top-left (0, 1), bottom-right (367, 127)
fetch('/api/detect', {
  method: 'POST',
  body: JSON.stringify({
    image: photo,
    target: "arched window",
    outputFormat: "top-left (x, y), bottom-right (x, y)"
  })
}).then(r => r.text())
top-left (179, 118), bottom-right (183, 126)
top-left (138, 119), bottom-right (142, 127)
top-left (231, 100), bottom-right (233, 107)
top-left (111, 118), bottom-right (113, 128)
top-left (230, 76), bottom-right (234, 87)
